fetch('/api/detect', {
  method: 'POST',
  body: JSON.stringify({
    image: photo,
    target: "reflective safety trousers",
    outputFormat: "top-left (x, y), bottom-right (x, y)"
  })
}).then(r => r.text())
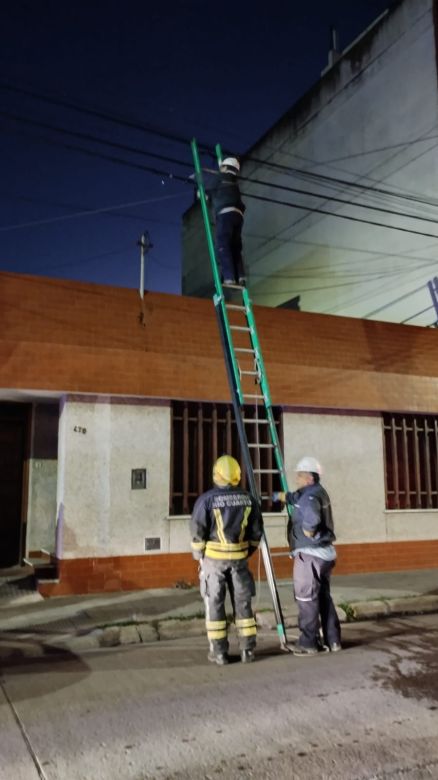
top-left (199, 557), bottom-right (257, 653)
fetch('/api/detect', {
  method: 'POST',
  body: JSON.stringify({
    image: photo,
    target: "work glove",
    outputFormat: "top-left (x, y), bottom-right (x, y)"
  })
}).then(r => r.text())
top-left (272, 491), bottom-right (286, 503)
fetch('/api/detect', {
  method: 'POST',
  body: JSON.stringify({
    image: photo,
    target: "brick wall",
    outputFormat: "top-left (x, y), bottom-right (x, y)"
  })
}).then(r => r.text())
top-left (2, 271), bottom-right (438, 412)
top-left (38, 540), bottom-right (438, 597)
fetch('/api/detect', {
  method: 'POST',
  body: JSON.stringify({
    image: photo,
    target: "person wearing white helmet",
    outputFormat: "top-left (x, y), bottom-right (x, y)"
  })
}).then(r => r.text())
top-left (190, 455), bottom-right (263, 665)
top-left (272, 456), bottom-right (341, 656)
top-left (206, 156), bottom-right (247, 287)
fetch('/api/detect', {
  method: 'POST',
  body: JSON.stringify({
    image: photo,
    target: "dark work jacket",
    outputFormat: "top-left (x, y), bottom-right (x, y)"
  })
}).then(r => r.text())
top-left (286, 483), bottom-right (336, 552)
top-left (207, 172), bottom-right (245, 216)
top-left (190, 485), bottom-right (263, 561)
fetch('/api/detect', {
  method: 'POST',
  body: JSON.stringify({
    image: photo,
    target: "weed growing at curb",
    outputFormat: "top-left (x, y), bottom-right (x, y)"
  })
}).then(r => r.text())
top-left (338, 601), bottom-right (356, 622)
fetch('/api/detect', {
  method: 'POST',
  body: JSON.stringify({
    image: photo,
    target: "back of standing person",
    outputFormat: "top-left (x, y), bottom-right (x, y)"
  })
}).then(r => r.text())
top-left (208, 157), bottom-right (246, 286)
top-left (190, 454), bottom-right (263, 665)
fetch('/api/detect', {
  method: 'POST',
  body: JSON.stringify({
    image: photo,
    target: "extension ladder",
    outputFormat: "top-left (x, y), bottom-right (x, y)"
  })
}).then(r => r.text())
top-left (190, 138), bottom-right (293, 649)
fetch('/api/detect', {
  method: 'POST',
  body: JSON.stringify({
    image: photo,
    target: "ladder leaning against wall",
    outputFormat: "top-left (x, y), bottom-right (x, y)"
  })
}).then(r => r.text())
top-left (190, 138), bottom-right (293, 650)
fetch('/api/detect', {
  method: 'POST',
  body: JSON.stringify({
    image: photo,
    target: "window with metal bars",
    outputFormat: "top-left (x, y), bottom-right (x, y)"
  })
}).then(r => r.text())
top-left (383, 413), bottom-right (438, 509)
top-left (170, 400), bottom-right (284, 515)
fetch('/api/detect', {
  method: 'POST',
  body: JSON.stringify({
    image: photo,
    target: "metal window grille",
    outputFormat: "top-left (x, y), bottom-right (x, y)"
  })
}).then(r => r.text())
top-left (383, 413), bottom-right (438, 509)
top-left (170, 400), bottom-right (284, 515)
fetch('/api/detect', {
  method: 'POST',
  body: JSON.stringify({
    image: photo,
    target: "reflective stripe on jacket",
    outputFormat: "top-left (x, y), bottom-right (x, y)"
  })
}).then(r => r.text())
top-left (190, 486), bottom-right (263, 561)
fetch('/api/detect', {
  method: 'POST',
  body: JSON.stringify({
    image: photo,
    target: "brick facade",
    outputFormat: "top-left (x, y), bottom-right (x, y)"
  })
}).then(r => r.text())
top-left (38, 540), bottom-right (438, 597)
top-left (3, 271), bottom-right (438, 594)
top-left (2, 271), bottom-right (438, 412)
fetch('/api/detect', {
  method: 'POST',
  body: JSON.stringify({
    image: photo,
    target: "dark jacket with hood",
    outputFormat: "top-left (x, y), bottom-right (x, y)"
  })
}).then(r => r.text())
top-left (286, 482), bottom-right (336, 552)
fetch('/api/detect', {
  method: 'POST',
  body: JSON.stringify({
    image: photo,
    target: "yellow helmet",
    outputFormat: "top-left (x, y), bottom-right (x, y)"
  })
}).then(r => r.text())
top-left (213, 455), bottom-right (241, 487)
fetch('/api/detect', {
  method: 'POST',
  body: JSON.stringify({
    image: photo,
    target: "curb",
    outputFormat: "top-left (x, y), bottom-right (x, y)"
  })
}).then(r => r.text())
top-left (350, 594), bottom-right (438, 621)
top-left (3, 596), bottom-right (438, 657)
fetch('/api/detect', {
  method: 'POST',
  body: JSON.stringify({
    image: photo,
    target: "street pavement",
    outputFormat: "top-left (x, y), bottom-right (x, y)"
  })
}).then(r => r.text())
top-left (1, 568), bottom-right (438, 779)
top-left (1, 613), bottom-right (438, 779)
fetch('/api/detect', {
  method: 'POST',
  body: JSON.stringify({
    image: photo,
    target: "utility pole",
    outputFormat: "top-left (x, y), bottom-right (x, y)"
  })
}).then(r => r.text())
top-left (138, 231), bottom-right (153, 299)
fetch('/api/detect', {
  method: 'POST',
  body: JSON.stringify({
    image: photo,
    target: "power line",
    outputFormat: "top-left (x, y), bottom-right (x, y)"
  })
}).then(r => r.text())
top-left (363, 282), bottom-right (428, 318)
top-left (7, 106), bottom-right (438, 230)
top-left (244, 191), bottom-right (438, 241)
top-left (241, 172), bottom-right (438, 228)
top-left (245, 137), bottom-right (438, 269)
top-left (0, 80), bottom-right (196, 149)
top-left (247, 151), bottom-right (438, 212)
top-left (4, 90), bottom-right (438, 247)
top-left (0, 191), bottom-right (187, 231)
top-left (1, 192), bottom-right (179, 226)
top-left (5, 121), bottom-right (438, 245)
top-left (400, 305), bottom-right (435, 324)
top-left (4, 77), bottom-right (438, 213)
top-left (0, 109), bottom-right (193, 171)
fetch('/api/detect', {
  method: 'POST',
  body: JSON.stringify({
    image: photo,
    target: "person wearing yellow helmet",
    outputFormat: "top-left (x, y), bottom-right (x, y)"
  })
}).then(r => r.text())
top-left (273, 456), bottom-right (341, 656)
top-left (190, 454), bottom-right (263, 665)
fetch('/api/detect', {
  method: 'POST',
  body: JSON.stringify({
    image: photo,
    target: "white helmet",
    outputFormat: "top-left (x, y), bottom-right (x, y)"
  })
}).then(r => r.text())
top-left (295, 456), bottom-right (322, 475)
top-left (220, 157), bottom-right (240, 173)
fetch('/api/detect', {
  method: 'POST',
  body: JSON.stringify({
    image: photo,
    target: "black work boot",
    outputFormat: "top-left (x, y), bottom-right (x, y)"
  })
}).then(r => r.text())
top-left (241, 649), bottom-right (255, 663)
top-left (208, 651), bottom-right (229, 666)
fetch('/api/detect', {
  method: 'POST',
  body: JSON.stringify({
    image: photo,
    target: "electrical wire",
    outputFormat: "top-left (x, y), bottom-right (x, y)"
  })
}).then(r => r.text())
top-left (0, 109), bottom-right (193, 171)
top-left (240, 172), bottom-right (438, 228)
top-left (1, 192), bottom-right (179, 226)
top-left (6, 103), bottom-right (438, 232)
top-left (244, 191), bottom-right (438, 240)
top-left (0, 80), bottom-right (195, 149)
top-left (5, 79), bottom-right (438, 316)
top-left (400, 305), bottom-right (435, 324)
top-left (5, 104), bottom-right (438, 222)
top-left (0, 191), bottom-right (188, 231)
top-left (4, 120), bottom-right (438, 245)
top-left (245, 148), bottom-right (438, 211)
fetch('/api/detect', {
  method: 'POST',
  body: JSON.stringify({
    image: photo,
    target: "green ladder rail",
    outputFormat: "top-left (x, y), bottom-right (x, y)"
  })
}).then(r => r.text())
top-left (190, 137), bottom-right (294, 650)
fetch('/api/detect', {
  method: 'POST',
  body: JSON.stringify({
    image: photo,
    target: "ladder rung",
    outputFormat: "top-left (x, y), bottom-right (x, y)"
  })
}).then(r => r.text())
top-left (230, 325), bottom-right (251, 332)
top-left (240, 370), bottom-right (259, 376)
top-left (243, 393), bottom-right (264, 399)
top-left (235, 347), bottom-right (255, 353)
top-left (223, 282), bottom-right (244, 289)
top-left (248, 443), bottom-right (274, 448)
top-left (226, 304), bottom-right (246, 311)
top-left (242, 418), bottom-right (269, 423)
top-left (253, 469), bottom-right (281, 474)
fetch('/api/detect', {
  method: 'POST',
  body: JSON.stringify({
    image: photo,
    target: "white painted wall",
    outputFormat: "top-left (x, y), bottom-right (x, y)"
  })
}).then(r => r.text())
top-left (183, 0), bottom-right (438, 327)
top-left (26, 402), bottom-right (59, 553)
top-left (283, 410), bottom-right (438, 544)
top-left (51, 396), bottom-right (438, 560)
top-left (56, 398), bottom-right (171, 559)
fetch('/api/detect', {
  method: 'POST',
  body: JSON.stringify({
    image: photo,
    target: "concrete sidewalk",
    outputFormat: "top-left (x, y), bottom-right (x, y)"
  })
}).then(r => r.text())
top-left (1, 568), bottom-right (438, 654)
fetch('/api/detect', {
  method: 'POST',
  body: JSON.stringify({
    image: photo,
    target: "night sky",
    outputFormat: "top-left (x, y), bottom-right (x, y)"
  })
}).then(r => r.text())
top-left (1, 0), bottom-right (391, 295)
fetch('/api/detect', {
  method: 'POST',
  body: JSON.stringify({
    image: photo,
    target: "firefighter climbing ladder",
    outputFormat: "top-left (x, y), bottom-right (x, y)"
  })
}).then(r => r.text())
top-left (191, 138), bottom-right (293, 650)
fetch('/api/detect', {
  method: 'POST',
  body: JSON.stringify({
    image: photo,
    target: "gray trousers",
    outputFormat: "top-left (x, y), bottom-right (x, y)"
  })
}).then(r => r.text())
top-left (293, 552), bottom-right (341, 649)
top-left (199, 557), bottom-right (257, 653)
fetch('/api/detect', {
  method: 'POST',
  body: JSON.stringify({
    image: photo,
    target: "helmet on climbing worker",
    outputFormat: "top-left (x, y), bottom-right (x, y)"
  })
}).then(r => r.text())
top-left (220, 157), bottom-right (240, 174)
top-left (213, 455), bottom-right (241, 487)
top-left (295, 456), bottom-right (322, 476)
